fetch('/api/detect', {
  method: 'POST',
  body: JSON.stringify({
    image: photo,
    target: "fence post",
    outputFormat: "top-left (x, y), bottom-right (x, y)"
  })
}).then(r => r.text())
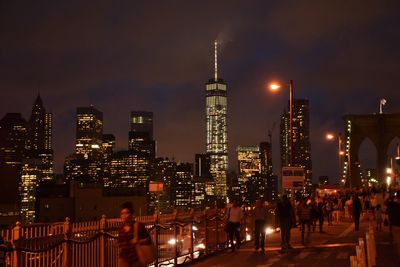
top-left (11, 221), bottom-right (21, 267)
top-left (366, 232), bottom-right (376, 267)
top-left (203, 209), bottom-right (208, 255)
top-left (189, 209), bottom-right (194, 261)
top-left (358, 238), bottom-right (367, 267)
top-left (369, 229), bottom-right (376, 262)
top-left (99, 215), bottom-right (106, 267)
top-left (173, 209), bottom-right (178, 266)
top-left (63, 217), bottom-right (71, 267)
top-left (153, 211), bottom-right (159, 267)
top-left (216, 209), bottom-right (220, 250)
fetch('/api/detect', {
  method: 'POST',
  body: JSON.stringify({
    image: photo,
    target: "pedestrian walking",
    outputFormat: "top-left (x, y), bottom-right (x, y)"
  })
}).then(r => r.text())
top-left (326, 200), bottom-right (333, 226)
top-left (310, 199), bottom-right (318, 232)
top-left (253, 200), bottom-right (268, 252)
top-left (297, 198), bottom-right (312, 245)
top-left (352, 194), bottom-right (362, 231)
top-left (317, 201), bottom-right (325, 233)
top-left (118, 202), bottom-right (148, 267)
top-left (375, 204), bottom-right (383, 232)
top-left (226, 200), bottom-right (243, 252)
top-left (385, 195), bottom-right (395, 234)
top-left (275, 195), bottom-right (295, 252)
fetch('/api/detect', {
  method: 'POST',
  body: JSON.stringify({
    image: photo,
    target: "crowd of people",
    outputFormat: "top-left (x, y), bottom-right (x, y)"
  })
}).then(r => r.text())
top-left (223, 187), bottom-right (400, 254)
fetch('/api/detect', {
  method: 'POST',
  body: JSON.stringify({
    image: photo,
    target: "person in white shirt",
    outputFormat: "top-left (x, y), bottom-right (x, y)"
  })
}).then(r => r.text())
top-left (226, 200), bottom-right (243, 251)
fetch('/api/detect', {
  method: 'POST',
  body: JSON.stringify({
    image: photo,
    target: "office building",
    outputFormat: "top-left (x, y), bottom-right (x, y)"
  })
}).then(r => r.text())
top-left (173, 163), bottom-right (194, 209)
top-left (129, 111), bottom-right (155, 158)
top-left (64, 106), bottom-right (104, 183)
top-left (237, 146), bottom-right (262, 205)
top-left (75, 106), bottom-right (103, 157)
top-left (149, 157), bottom-right (177, 213)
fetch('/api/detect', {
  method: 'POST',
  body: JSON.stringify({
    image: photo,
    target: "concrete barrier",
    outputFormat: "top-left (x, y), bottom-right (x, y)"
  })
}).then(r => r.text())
top-left (365, 232), bottom-right (376, 267)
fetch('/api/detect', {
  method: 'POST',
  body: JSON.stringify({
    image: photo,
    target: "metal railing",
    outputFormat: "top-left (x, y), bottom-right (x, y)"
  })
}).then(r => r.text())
top-left (0, 208), bottom-right (276, 266)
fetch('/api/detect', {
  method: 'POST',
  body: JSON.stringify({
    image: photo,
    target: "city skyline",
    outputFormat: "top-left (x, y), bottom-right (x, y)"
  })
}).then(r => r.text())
top-left (2, 1), bottom-right (400, 183)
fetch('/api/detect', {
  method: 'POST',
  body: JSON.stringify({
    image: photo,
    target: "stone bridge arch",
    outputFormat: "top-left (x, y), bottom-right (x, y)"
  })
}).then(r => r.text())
top-left (343, 113), bottom-right (400, 188)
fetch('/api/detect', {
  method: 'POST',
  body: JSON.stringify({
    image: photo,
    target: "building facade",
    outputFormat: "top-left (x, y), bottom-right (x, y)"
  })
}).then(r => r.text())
top-left (280, 99), bottom-right (313, 189)
top-left (206, 41), bottom-right (228, 199)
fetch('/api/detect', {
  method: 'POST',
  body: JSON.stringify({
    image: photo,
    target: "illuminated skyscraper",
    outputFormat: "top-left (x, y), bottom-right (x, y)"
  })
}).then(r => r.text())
top-left (237, 146), bottom-right (263, 205)
top-left (206, 41), bottom-right (228, 198)
top-left (76, 106), bottom-right (103, 157)
top-left (27, 94), bottom-right (52, 151)
top-left (280, 99), bottom-right (312, 188)
top-left (129, 111), bottom-right (155, 158)
top-left (64, 106), bottom-right (103, 182)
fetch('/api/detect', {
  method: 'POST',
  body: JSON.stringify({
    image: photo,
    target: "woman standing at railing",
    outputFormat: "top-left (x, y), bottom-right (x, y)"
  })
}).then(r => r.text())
top-left (118, 202), bottom-right (147, 267)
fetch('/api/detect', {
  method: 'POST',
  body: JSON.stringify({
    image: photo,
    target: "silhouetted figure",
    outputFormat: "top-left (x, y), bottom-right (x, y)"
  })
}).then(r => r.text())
top-left (276, 195), bottom-right (295, 252)
top-left (352, 195), bottom-right (362, 231)
top-left (253, 200), bottom-right (268, 252)
top-left (297, 198), bottom-right (312, 245)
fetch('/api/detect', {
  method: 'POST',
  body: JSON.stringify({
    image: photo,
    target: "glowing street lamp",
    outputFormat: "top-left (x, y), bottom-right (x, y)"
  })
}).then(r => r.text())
top-left (325, 133), bottom-right (344, 184)
top-left (269, 80), bottom-right (294, 166)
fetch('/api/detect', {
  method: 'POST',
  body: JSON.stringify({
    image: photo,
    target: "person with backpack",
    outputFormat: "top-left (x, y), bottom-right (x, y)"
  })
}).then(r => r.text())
top-left (118, 202), bottom-right (150, 267)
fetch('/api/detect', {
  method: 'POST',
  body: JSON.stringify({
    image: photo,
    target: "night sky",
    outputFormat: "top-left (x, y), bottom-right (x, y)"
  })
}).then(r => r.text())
top-left (2, 1), bottom-right (400, 183)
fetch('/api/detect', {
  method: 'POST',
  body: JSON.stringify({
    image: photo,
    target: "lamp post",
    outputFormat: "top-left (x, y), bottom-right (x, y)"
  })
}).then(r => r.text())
top-left (270, 80), bottom-right (294, 166)
top-left (326, 133), bottom-right (344, 185)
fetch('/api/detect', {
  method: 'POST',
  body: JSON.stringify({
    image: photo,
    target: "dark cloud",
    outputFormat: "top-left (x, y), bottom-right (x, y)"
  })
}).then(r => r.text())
top-left (1, 0), bottom-right (400, 182)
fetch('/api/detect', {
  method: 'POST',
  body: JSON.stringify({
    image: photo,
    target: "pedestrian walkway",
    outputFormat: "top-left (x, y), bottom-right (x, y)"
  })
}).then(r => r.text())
top-left (189, 217), bottom-right (399, 267)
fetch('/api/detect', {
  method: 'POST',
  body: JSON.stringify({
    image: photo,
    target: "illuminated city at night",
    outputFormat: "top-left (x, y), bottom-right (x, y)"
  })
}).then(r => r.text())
top-left (1, 1), bottom-right (400, 266)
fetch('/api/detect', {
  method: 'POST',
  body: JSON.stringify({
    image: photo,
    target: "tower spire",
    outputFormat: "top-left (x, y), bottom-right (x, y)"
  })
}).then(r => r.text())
top-left (214, 40), bottom-right (218, 82)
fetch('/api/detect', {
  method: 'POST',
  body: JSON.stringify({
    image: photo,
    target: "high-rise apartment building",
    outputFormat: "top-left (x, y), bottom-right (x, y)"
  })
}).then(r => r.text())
top-left (280, 99), bottom-right (312, 188)
top-left (206, 41), bottom-right (228, 199)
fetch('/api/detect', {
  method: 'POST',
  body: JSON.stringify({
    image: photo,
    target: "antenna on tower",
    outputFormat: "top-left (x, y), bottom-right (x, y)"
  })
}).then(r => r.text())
top-left (214, 40), bottom-right (218, 82)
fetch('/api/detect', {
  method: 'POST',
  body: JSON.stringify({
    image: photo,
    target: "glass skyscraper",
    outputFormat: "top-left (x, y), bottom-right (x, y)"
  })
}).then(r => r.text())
top-left (206, 41), bottom-right (228, 198)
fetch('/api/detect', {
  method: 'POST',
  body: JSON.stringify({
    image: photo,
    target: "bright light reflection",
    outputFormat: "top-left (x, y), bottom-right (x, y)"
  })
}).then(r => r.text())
top-left (167, 238), bottom-right (176, 245)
